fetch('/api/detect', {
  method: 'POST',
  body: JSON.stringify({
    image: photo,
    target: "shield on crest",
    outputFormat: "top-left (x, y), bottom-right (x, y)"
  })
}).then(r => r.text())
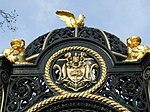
top-left (66, 66), bottom-right (85, 83)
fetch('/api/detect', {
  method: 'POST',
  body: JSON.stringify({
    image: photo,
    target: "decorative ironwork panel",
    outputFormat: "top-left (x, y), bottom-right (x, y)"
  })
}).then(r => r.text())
top-left (25, 33), bottom-right (48, 57)
top-left (0, 27), bottom-right (149, 112)
top-left (24, 27), bottom-right (127, 63)
top-left (97, 73), bottom-right (149, 112)
top-left (6, 76), bottom-right (54, 112)
top-left (77, 27), bottom-right (107, 46)
top-left (104, 31), bottom-right (127, 55)
top-left (45, 27), bottom-right (74, 47)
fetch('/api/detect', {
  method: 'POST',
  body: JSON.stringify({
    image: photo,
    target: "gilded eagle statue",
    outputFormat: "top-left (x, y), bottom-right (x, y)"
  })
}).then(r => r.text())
top-left (56, 10), bottom-right (85, 27)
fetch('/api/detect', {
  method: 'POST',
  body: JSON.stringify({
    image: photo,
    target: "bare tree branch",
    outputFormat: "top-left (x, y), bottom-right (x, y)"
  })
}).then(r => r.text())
top-left (0, 9), bottom-right (18, 31)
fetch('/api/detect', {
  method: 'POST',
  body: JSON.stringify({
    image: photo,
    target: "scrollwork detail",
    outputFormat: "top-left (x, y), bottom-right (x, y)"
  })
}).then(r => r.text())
top-left (0, 70), bottom-right (9, 84)
top-left (6, 76), bottom-right (53, 112)
top-left (98, 73), bottom-right (148, 112)
top-left (143, 66), bottom-right (150, 80)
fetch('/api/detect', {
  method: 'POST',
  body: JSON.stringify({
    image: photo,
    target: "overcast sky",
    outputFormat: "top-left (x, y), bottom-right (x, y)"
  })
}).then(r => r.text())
top-left (0, 0), bottom-right (150, 52)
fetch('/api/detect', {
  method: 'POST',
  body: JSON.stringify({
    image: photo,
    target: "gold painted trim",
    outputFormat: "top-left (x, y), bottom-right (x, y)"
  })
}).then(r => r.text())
top-left (25, 31), bottom-right (51, 61)
top-left (44, 46), bottom-right (107, 94)
top-left (100, 29), bottom-right (111, 50)
top-left (0, 85), bottom-right (4, 112)
top-left (26, 53), bottom-right (39, 61)
top-left (42, 32), bottom-right (52, 50)
top-left (112, 51), bottom-right (127, 58)
top-left (26, 93), bottom-right (130, 112)
top-left (148, 80), bottom-right (150, 101)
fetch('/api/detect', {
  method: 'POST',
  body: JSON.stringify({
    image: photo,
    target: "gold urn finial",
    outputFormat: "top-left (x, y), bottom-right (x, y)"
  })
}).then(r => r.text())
top-left (56, 10), bottom-right (85, 28)
top-left (125, 36), bottom-right (150, 62)
top-left (2, 39), bottom-right (29, 64)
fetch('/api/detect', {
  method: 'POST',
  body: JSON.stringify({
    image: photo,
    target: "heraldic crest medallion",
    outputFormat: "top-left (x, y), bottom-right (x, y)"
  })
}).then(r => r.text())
top-left (44, 46), bottom-right (107, 93)
top-left (54, 52), bottom-right (98, 91)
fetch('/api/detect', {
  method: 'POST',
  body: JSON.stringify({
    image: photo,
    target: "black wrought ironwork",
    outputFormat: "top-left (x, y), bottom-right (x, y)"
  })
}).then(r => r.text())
top-left (0, 27), bottom-right (149, 112)
top-left (25, 27), bottom-right (127, 62)
top-left (25, 33), bottom-right (48, 58)
top-left (97, 73), bottom-right (148, 112)
top-left (6, 76), bottom-right (54, 112)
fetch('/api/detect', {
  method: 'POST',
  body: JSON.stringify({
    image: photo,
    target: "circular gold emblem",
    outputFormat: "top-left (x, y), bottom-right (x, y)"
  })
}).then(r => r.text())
top-left (44, 46), bottom-right (107, 94)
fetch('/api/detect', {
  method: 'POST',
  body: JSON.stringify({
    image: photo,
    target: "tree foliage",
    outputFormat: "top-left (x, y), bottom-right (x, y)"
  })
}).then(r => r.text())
top-left (0, 9), bottom-right (18, 31)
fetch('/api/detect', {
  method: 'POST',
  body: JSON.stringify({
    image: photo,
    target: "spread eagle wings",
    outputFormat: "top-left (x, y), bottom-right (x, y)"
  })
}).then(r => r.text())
top-left (56, 10), bottom-right (76, 27)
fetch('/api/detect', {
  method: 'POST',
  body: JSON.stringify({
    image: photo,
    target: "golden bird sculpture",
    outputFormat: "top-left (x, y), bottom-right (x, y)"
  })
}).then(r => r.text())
top-left (56, 10), bottom-right (85, 27)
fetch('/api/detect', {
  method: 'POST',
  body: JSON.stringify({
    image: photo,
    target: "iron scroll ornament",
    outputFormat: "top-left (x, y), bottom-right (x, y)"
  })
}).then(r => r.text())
top-left (143, 66), bottom-right (150, 80)
top-left (44, 46), bottom-right (107, 94)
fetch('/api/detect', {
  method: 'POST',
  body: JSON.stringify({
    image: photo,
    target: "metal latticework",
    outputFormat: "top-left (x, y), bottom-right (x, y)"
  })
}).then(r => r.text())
top-left (0, 27), bottom-right (149, 112)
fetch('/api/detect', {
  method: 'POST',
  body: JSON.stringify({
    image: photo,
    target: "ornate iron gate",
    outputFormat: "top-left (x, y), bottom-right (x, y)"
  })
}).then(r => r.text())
top-left (0, 27), bottom-right (150, 112)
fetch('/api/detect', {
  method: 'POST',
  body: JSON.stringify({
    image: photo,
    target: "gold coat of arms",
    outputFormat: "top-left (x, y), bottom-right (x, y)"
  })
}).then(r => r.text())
top-left (53, 52), bottom-right (98, 91)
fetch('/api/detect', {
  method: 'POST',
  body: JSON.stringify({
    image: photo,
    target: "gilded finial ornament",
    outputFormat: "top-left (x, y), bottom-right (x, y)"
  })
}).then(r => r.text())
top-left (2, 39), bottom-right (29, 64)
top-left (56, 10), bottom-right (85, 27)
top-left (125, 36), bottom-right (150, 62)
